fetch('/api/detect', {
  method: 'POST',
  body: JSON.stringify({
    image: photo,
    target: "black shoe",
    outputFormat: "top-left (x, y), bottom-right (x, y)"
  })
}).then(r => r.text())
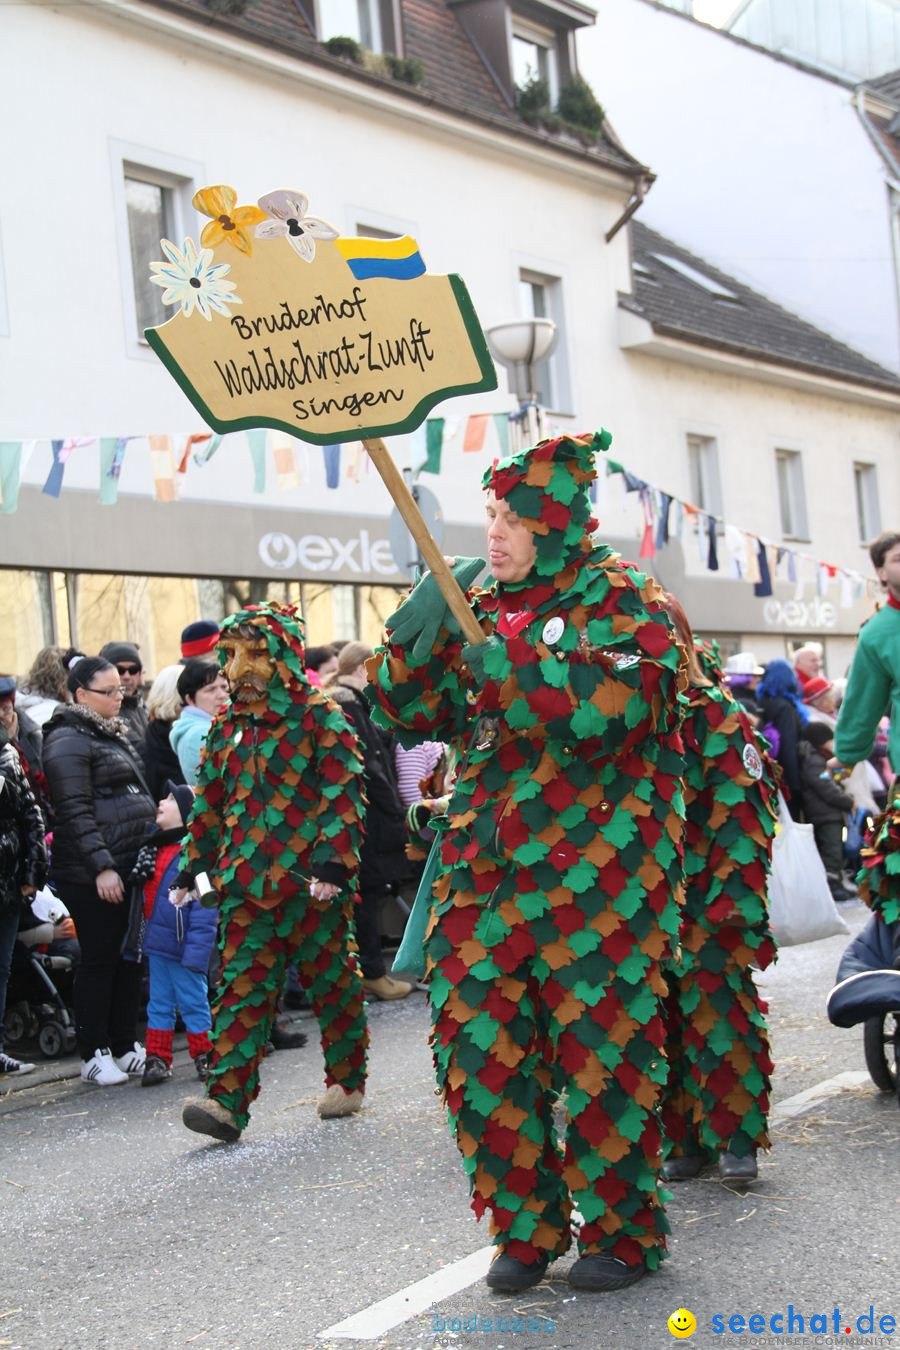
top-left (718, 1150), bottom-right (758, 1182)
top-left (662, 1155), bottom-right (704, 1182)
top-left (283, 989), bottom-right (310, 1011)
top-left (269, 1023), bottom-right (308, 1051)
top-left (141, 1054), bottom-right (172, 1086)
top-left (485, 1252), bottom-right (549, 1292)
top-left (194, 1053), bottom-right (211, 1082)
top-left (569, 1255), bottom-right (647, 1292)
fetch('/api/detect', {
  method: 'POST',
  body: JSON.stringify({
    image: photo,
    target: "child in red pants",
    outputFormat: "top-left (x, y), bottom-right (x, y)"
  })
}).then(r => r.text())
top-left (131, 782), bottom-right (217, 1084)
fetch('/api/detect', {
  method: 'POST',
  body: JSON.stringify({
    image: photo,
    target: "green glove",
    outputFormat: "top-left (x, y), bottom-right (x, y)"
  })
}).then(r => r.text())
top-left (386, 556), bottom-right (485, 662)
top-left (461, 636), bottom-right (501, 687)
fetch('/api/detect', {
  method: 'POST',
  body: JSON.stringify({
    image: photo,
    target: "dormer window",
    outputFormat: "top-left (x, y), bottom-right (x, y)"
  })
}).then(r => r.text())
top-left (512, 18), bottom-right (559, 100)
top-left (448, 0), bottom-right (594, 108)
top-left (316, 0), bottom-right (395, 54)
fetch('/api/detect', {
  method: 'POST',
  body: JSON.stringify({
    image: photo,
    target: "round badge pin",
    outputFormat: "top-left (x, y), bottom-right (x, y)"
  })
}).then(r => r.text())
top-left (542, 617), bottom-right (565, 646)
top-left (742, 742), bottom-right (764, 780)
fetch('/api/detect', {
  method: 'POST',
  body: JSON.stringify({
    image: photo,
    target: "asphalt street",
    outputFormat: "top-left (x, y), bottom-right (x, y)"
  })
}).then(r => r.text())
top-left (1, 897), bottom-right (896, 1350)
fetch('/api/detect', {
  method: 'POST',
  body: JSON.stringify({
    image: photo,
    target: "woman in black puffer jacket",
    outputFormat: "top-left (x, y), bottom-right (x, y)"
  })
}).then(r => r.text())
top-left (43, 657), bottom-right (156, 1085)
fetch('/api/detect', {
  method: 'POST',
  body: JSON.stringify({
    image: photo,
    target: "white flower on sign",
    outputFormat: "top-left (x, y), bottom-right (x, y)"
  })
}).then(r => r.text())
top-left (149, 238), bottom-right (241, 321)
top-left (255, 191), bottom-right (338, 262)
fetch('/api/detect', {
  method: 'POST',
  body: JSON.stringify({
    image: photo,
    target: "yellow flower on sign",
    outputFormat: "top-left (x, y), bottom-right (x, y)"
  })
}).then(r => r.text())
top-left (192, 184), bottom-right (267, 255)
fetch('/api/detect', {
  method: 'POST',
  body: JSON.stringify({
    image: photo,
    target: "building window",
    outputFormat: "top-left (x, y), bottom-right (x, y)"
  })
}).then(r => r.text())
top-left (356, 222), bottom-right (398, 240)
top-left (512, 19), bottom-right (559, 100)
top-left (319, 0), bottom-right (382, 50)
top-left (111, 144), bottom-right (202, 354)
top-left (775, 448), bottom-right (810, 540)
top-left (518, 268), bottom-right (569, 411)
top-left (124, 174), bottom-right (177, 336)
top-left (331, 584), bottom-right (359, 640)
top-left (853, 462), bottom-right (881, 544)
top-left (686, 434), bottom-right (724, 519)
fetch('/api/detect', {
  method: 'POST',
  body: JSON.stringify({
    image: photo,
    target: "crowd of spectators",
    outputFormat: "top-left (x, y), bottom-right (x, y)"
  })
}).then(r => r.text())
top-left (2, 616), bottom-right (886, 1081)
top-left (0, 622), bottom-right (451, 1081)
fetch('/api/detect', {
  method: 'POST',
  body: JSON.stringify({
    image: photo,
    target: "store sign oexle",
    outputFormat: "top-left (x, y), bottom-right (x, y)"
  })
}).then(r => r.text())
top-left (258, 528), bottom-right (400, 578)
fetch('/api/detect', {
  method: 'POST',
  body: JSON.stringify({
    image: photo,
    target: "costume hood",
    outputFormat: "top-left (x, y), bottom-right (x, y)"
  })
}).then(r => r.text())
top-left (219, 602), bottom-right (310, 717)
top-left (483, 430), bottom-right (611, 584)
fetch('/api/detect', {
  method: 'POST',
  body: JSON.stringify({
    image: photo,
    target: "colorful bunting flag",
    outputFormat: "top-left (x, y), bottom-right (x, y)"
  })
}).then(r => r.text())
top-left (149, 434), bottom-right (177, 502)
top-left (463, 414), bottom-right (489, 453)
top-left (492, 413), bottom-right (510, 459)
top-left (246, 429), bottom-right (267, 493)
top-left (322, 443), bottom-right (341, 490)
top-left (423, 418), bottom-right (444, 475)
top-left (274, 442), bottom-right (300, 490)
top-left (0, 443), bottom-right (23, 514)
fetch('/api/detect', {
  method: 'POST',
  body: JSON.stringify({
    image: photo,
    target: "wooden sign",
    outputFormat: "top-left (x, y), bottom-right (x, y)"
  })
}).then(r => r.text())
top-left (146, 186), bottom-right (497, 445)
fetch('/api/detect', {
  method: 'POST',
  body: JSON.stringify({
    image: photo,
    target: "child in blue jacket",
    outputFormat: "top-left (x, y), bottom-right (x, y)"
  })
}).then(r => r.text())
top-left (132, 781), bottom-right (218, 1085)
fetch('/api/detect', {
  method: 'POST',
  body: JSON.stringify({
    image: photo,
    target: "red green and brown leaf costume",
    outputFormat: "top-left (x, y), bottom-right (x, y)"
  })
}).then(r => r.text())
top-left (858, 790), bottom-right (900, 926)
top-left (662, 662), bottom-right (778, 1164)
top-left (181, 602), bottom-right (368, 1130)
top-left (369, 432), bottom-right (686, 1273)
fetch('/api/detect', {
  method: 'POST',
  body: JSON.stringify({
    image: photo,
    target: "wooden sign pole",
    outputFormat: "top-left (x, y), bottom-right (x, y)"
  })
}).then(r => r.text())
top-left (362, 438), bottom-right (485, 647)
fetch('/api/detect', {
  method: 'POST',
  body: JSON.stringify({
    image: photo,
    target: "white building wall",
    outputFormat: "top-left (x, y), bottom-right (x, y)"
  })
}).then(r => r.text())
top-left (0, 1), bottom-right (626, 443)
top-left (576, 0), bottom-right (900, 371)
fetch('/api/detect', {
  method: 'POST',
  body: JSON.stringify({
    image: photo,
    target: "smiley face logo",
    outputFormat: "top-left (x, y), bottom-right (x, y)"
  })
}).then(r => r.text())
top-left (668, 1308), bottom-right (697, 1338)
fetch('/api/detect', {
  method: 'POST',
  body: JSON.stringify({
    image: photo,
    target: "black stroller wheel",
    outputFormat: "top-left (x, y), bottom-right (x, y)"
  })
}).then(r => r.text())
top-left (4, 1006), bottom-right (27, 1045)
top-left (863, 1013), bottom-right (900, 1092)
top-left (37, 1022), bottom-right (66, 1059)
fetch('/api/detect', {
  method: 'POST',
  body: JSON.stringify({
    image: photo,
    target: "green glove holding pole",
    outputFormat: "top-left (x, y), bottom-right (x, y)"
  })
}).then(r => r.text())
top-left (386, 556), bottom-right (486, 662)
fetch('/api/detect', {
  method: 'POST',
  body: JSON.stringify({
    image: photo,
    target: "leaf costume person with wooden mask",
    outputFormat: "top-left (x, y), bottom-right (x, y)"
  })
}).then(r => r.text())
top-left (368, 432), bottom-right (687, 1292)
top-left (177, 602), bottom-right (369, 1143)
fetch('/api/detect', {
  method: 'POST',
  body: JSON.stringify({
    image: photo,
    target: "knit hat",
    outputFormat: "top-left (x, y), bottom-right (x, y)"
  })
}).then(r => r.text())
top-left (181, 620), bottom-right (220, 660)
top-left (802, 722), bottom-right (834, 751)
top-left (802, 675), bottom-right (833, 704)
top-left (164, 779), bottom-right (195, 825)
top-left (725, 652), bottom-right (764, 677)
top-left (0, 676), bottom-right (15, 700)
top-left (483, 430), bottom-right (611, 580)
top-left (100, 641), bottom-right (142, 668)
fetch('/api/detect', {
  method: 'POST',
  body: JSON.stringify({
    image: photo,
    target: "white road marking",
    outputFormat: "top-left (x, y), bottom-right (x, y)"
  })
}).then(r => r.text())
top-left (317, 1245), bottom-right (493, 1340)
top-left (317, 1069), bottom-right (873, 1340)
top-left (770, 1069), bottom-right (871, 1122)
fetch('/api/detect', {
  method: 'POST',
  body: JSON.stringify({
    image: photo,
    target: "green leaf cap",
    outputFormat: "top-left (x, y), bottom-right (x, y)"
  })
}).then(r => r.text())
top-left (483, 430), bottom-right (612, 579)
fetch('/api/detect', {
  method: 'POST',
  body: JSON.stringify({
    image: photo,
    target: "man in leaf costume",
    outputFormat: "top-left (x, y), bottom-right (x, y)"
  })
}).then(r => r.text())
top-left (178, 602), bottom-right (368, 1143)
top-left (368, 432), bottom-right (686, 1292)
top-left (659, 601), bottom-right (778, 1185)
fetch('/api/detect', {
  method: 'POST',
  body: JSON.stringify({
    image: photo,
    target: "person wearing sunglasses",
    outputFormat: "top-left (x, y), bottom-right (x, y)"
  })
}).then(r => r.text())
top-left (42, 657), bottom-right (156, 1086)
top-left (100, 642), bottom-right (149, 767)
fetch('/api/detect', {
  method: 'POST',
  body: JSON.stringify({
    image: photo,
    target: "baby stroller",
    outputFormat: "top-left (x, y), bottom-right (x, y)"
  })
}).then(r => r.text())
top-left (826, 915), bottom-right (900, 1107)
top-left (4, 892), bottom-right (78, 1060)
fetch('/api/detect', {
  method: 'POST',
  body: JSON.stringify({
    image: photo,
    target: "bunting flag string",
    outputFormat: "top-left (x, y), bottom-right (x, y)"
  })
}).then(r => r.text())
top-left (605, 459), bottom-right (877, 607)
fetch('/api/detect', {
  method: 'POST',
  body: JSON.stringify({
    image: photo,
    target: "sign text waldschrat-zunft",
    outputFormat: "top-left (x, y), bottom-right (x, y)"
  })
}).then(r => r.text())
top-left (145, 186), bottom-right (496, 444)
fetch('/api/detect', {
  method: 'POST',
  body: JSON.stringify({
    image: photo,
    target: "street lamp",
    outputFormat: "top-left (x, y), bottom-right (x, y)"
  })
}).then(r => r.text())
top-left (484, 317), bottom-right (558, 450)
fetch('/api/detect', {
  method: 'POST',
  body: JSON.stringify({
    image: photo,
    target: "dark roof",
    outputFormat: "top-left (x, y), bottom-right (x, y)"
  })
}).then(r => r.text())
top-left (141, 0), bottom-right (644, 177)
top-left (621, 220), bottom-right (900, 395)
top-left (865, 68), bottom-right (900, 104)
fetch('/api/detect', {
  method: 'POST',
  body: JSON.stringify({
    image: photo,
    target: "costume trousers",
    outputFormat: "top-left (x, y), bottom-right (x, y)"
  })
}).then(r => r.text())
top-left (206, 888), bottom-right (369, 1130)
top-left (146, 953), bottom-right (211, 1033)
top-left (428, 900), bottom-right (671, 1271)
top-left (662, 941), bottom-right (772, 1161)
top-left (59, 881), bottom-right (142, 1060)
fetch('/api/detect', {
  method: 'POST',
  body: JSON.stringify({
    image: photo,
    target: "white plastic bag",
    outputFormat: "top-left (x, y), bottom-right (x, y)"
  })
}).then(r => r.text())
top-left (767, 794), bottom-right (850, 946)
